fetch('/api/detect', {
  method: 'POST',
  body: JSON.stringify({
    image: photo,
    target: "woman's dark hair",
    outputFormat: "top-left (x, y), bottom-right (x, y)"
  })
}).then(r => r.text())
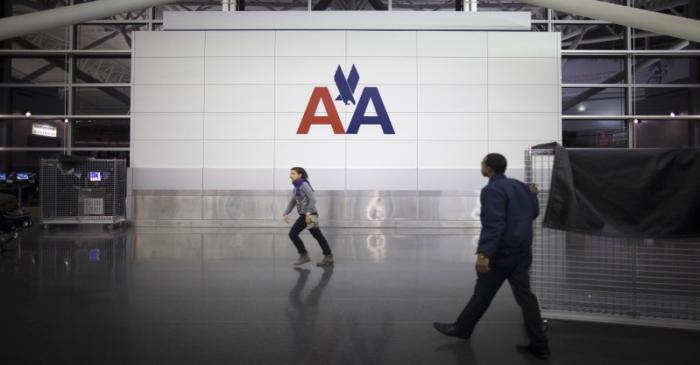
top-left (290, 167), bottom-right (308, 179)
top-left (483, 153), bottom-right (507, 175)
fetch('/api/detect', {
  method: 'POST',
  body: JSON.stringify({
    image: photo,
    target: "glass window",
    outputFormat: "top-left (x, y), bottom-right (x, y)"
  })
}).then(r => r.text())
top-left (634, 119), bottom-right (696, 148)
top-left (0, 87), bottom-right (67, 115)
top-left (563, 120), bottom-right (628, 148)
top-left (74, 57), bottom-right (131, 84)
top-left (633, 56), bottom-right (700, 84)
top-left (0, 150), bottom-right (67, 207)
top-left (6, 0), bottom-right (69, 16)
top-left (74, 0), bottom-right (150, 20)
top-left (72, 119), bottom-right (130, 148)
top-left (310, 0), bottom-right (386, 10)
top-left (555, 24), bottom-right (627, 50)
top-left (552, 0), bottom-right (625, 20)
top-left (562, 57), bottom-right (626, 84)
top-left (531, 24), bottom-right (548, 32)
top-left (0, 57), bottom-right (68, 84)
top-left (73, 87), bottom-right (130, 115)
top-left (0, 27), bottom-right (69, 50)
top-left (632, 0), bottom-right (700, 20)
top-left (155, 1), bottom-right (223, 18)
top-left (633, 87), bottom-right (700, 115)
top-left (392, 0), bottom-right (456, 11)
top-left (0, 119), bottom-right (68, 148)
top-left (77, 24), bottom-right (147, 50)
top-left (631, 28), bottom-right (699, 51)
top-left (563, 87), bottom-right (627, 115)
top-left (478, 0), bottom-right (547, 19)
top-left (72, 151), bottom-right (130, 167)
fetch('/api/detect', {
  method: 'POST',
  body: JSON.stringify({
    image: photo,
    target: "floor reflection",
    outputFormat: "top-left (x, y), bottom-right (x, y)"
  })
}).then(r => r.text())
top-left (287, 266), bottom-right (334, 364)
top-left (0, 226), bottom-right (698, 365)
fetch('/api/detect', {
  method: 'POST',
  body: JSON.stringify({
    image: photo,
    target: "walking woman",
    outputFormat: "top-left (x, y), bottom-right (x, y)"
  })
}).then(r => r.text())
top-left (283, 167), bottom-right (334, 267)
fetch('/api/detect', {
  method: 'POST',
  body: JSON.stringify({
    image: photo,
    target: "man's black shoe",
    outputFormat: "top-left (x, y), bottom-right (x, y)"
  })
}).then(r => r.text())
top-left (516, 344), bottom-right (551, 360)
top-left (432, 322), bottom-right (470, 340)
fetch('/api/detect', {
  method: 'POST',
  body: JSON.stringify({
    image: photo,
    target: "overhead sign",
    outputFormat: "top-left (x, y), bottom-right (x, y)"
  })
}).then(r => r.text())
top-left (31, 123), bottom-right (57, 138)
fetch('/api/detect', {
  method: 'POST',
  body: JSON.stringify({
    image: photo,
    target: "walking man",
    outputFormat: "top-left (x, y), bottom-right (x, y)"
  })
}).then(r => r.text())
top-left (433, 153), bottom-right (550, 360)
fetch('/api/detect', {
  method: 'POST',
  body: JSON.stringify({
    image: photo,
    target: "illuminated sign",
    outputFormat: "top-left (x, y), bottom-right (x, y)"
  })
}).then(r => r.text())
top-left (31, 123), bottom-right (57, 138)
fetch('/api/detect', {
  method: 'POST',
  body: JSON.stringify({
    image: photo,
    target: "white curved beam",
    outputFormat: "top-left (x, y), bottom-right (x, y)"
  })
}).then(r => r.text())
top-left (0, 0), bottom-right (180, 41)
top-left (522, 0), bottom-right (700, 43)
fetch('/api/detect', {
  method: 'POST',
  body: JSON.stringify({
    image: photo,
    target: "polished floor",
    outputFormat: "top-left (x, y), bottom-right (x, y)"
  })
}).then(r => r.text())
top-left (0, 226), bottom-right (698, 365)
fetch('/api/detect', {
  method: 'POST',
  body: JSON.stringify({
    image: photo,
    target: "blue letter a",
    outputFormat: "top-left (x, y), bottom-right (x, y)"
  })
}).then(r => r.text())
top-left (346, 87), bottom-right (395, 134)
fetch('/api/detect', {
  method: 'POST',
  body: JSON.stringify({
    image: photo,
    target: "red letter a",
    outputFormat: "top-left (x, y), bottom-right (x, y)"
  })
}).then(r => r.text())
top-left (297, 87), bottom-right (345, 134)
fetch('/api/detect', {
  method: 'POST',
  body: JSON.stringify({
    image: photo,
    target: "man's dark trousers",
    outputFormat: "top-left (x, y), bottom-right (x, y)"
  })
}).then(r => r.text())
top-left (455, 250), bottom-right (549, 352)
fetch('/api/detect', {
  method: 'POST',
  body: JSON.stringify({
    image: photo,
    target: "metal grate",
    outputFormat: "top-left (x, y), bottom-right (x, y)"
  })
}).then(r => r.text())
top-left (40, 159), bottom-right (127, 225)
top-left (524, 148), bottom-right (700, 329)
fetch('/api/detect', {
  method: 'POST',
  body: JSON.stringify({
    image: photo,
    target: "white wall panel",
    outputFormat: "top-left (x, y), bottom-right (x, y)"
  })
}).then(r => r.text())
top-left (276, 57), bottom-right (346, 84)
top-left (418, 113), bottom-right (488, 140)
top-left (205, 57), bottom-right (275, 84)
top-left (417, 32), bottom-right (487, 58)
top-left (205, 85), bottom-right (275, 112)
top-left (134, 32), bottom-right (204, 58)
top-left (276, 31), bottom-right (345, 56)
top-left (488, 32), bottom-right (559, 58)
top-left (204, 168), bottom-right (273, 190)
top-left (133, 141), bottom-right (203, 168)
top-left (345, 57), bottom-right (417, 85)
top-left (488, 58), bottom-right (559, 85)
top-left (346, 141), bottom-right (417, 168)
top-left (417, 58), bottom-right (487, 85)
top-left (275, 141), bottom-right (345, 168)
top-left (132, 30), bottom-right (560, 193)
top-left (205, 31), bottom-right (275, 56)
top-left (418, 141), bottom-right (488, 168)
top-left (204, 113), bottom-right (275, 140)
top-left (418, 85), bottom-right (487, 113)
top-left (132, 168), bottom-right (203, 190)
top-left (488, 85), bottom-right (559, 113)
top-left (274, 168), bottom-right (346, 190)
top-left (134, 58), bottom-right (204, 85)
top-left (417, 168), bottom-right (485, 191)
top-left (489, 113), bottom-right (559, 141)
top-left (133, 85), bottom-right (204, 113)
top-left (134, 113), bottom-right (203, 140)
top-left (347, 31), bottom-right (416, 57)
top-left (346, 169), bottom-right (417, 190)
top-left (204, 141), bottom-right (274, 168)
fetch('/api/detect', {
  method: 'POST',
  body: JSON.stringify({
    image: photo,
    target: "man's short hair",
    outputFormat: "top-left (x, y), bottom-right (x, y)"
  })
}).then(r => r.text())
top-left (484, 153), bottom-right (507, 175)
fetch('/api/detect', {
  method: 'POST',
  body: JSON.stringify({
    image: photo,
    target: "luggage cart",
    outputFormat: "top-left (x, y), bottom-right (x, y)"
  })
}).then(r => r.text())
top-left (524, 147), bottom-right (700, 330)
top-left (40, 158), bottom-right (127, 229)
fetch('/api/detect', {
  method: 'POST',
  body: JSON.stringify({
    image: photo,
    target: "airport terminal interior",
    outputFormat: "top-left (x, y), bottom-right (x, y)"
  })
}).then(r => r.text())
top-left (1, 1), bottom-right (699, 364)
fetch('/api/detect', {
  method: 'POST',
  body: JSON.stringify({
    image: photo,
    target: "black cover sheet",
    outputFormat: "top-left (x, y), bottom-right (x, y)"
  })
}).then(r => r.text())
top-left (541, 143), bottom-right (700, 238)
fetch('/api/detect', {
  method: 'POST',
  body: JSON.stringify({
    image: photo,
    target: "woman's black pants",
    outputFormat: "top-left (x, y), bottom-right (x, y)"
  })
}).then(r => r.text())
top-left (289, 215), bottom-right (332, 256)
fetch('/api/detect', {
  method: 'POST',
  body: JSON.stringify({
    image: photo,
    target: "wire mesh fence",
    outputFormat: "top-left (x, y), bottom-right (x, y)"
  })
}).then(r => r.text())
top-left (525, 148), bottom-right (700, 329)
top-left (40, 158), bottom-right (127, 226)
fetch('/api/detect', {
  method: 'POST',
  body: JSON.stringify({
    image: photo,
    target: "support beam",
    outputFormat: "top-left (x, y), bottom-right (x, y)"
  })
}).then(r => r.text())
top-left (521, 0), bottom-right (700, 43)
top-left (0, 0), bottom-right (180, 41)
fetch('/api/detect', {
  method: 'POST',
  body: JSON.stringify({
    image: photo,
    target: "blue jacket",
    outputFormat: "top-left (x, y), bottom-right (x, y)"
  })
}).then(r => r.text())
top-left (477, 175), bottom-right (540, 257)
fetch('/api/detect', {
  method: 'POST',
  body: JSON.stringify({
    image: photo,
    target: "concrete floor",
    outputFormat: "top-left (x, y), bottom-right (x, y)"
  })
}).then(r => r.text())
top-left (0, 226), bottom-right (698, 365)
